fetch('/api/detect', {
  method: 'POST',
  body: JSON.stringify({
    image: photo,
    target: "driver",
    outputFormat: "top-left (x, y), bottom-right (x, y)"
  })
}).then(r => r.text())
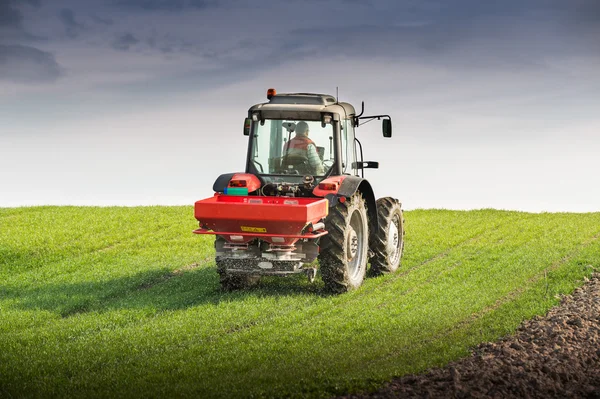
top-left (283, 121), bottom-right (324, 175)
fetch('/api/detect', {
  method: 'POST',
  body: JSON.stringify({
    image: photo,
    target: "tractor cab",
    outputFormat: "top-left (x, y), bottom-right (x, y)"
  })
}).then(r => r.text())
top-left (243, 89), bottom-right (391, 190)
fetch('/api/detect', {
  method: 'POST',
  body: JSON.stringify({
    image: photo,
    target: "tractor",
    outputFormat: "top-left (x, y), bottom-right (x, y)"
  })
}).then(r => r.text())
top-left (194, 89), bottom-right (404, 293)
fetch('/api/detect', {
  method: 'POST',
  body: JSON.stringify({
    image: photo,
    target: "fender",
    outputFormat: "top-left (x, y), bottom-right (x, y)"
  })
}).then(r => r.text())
top-left (313, 175), bottom-right (378, 235)
top-left (212, 173), bottom-right (261, 193)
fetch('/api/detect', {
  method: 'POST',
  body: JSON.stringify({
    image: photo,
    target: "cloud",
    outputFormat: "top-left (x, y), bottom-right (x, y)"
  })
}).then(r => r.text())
top-left (0, 0), bottom-right (43, 41)
top-left (91, 14), bottom-right (114, 26)
top-left (113, 0), bottom-right (217, 11)
top-left (0, 1), bottom-right (24, 30)
top-left (112, 32), bottom-right (139, 51)
top-left (0, 44), bottom-right (62, 82)
top-left (0, 1), bottom-right (63, 83)
top-left (562, 0), bottom-right (600, 30)
top-left (59, 8), bottom-right (84, 38)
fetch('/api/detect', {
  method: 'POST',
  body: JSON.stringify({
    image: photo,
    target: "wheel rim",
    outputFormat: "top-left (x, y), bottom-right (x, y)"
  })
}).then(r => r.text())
top-left (346, 209), bottom-right (365, 280)
top-left (387, 214), bottom-right (402, 265)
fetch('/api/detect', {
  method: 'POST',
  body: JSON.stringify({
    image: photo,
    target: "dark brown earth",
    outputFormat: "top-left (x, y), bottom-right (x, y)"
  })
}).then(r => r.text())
top-left (342, 274), bottom-right (600, 399)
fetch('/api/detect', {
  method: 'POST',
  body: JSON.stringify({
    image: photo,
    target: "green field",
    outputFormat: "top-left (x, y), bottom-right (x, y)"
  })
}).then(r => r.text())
top-left (1, 206), bottom-right (599, 398)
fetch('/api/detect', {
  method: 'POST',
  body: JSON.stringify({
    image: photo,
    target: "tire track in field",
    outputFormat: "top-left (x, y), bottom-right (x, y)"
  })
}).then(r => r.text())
top-left (365, 230), bottom-right (600, 367)
top-left (6, 224), bottom-right (175, 277)
top-left (59, 258), bottom-right (215, 317)
top-left (355, 213), bottom-right (539, 301)
top-left (135, 260), bottom-right (210, 291)
top-left (3, 226), bottom-right (206, 319)
top-left (459, 230), bottom-right (600, 326)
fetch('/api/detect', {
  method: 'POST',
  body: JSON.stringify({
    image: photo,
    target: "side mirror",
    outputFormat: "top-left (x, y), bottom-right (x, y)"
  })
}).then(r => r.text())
top-left (243, 118), bottom-right (251, 136)
top-left (382, 119), bottom-right (392, 138)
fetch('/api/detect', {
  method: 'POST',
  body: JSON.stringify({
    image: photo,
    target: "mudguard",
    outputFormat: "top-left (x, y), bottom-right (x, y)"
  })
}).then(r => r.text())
top-left (212, 173), bottom-right (261, 193)
top-left (313, 175), bottom-right (378, 235)
top-left (213, 173), bottom-right (237, 193)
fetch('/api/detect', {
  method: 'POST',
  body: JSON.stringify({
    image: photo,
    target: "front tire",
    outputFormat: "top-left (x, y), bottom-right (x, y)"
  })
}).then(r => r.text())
top-left (369, 197), bottom-right (404, 276)
top-left (318, 193), bottom-right (369, 293)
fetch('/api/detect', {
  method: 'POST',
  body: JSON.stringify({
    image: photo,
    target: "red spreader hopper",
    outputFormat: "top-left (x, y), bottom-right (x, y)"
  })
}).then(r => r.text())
top-left (193, 194), bottom-right (328, 245)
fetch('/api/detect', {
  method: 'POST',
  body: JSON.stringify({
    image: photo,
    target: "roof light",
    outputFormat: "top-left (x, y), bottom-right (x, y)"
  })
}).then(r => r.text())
top-left (267, 88), bottom-right (276, 100)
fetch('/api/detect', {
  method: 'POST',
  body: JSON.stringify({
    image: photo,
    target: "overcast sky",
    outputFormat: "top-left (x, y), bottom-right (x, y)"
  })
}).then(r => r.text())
top-left (1, 0), bottom-right (599, 211)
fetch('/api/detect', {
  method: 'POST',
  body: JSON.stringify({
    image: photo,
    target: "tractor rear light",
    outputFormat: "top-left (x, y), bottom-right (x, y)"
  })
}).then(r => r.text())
top-left (339, 196), bottom-right (346, 203)
top-left (229, 180), bottom-right (247, 188)
top-left (267, 88), bottom-right (276, 99)
top-left (318, 182), bottom-right (337, 191)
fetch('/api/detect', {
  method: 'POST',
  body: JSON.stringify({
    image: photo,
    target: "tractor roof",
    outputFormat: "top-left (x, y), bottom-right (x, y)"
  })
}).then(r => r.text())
top-left (268, 93), bottom-right (336, 105)
top-left (248, 92), bottom-right (356, 120)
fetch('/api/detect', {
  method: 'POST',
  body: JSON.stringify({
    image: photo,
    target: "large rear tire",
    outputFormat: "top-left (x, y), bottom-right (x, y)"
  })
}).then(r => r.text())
top-left (369, 197), bottom-right (404, 276)
top-left (318, 193), bottom-right (369, 294)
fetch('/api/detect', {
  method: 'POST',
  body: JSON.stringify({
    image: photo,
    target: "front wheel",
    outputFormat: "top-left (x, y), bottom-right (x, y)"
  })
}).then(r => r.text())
top-left (369, 197), bottom-right (404, 276)
top-left (318, 193), bottom-right (369, 294)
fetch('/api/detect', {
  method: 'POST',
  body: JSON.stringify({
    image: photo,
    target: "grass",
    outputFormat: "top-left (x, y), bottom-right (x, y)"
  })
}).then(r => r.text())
top-left (1, 206), bottom-right (599, 398)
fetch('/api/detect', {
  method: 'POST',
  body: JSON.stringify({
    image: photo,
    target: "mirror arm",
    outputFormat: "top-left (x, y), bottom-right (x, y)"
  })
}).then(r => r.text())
top-left (352, 101), bottom-right (365, 127)
top-left (357, 114), bottom-right (391, 126)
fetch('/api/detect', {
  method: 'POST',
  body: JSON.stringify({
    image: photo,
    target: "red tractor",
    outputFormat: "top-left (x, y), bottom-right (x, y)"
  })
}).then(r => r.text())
top-left (194, 89), bottom-right (404, 293)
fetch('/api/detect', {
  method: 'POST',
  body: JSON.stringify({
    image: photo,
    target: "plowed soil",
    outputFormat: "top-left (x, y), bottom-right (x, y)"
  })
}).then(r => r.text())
top-left (343, 274), bottom-right (600, 398)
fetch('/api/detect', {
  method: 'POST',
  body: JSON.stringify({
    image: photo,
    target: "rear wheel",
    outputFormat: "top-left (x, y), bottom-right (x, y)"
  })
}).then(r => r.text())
top-left (369, 197), bottom-right (404, 276)
top-left (318, 193), bottom-right (369, 293)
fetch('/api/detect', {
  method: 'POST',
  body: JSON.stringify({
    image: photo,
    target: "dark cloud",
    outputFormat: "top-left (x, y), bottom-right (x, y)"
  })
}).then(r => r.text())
top-left (0, 1), bottom-right (23, 30)
top-left (188, 0), bottom-right (215, 7)
top-left (0, 0), bottom-right (42, 40)
top-left (112, 32), bottom-right (139, 51)
top-left (144, 31), bottom-right (198, 54)
top-left (19, 0), bottom-right (41, 6)
top-left (114, 0), bottom-right (217, 11)
top-left (565, 0), bottom-right (600, 28)
top-left (0, 0), bottom-right (61, 84)
top-left (91, 14), bottom-right (114, 26)
top-left (59, 8), bottom-right (83, 38)
top-left (0, 44), bottom-right (62, 82)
